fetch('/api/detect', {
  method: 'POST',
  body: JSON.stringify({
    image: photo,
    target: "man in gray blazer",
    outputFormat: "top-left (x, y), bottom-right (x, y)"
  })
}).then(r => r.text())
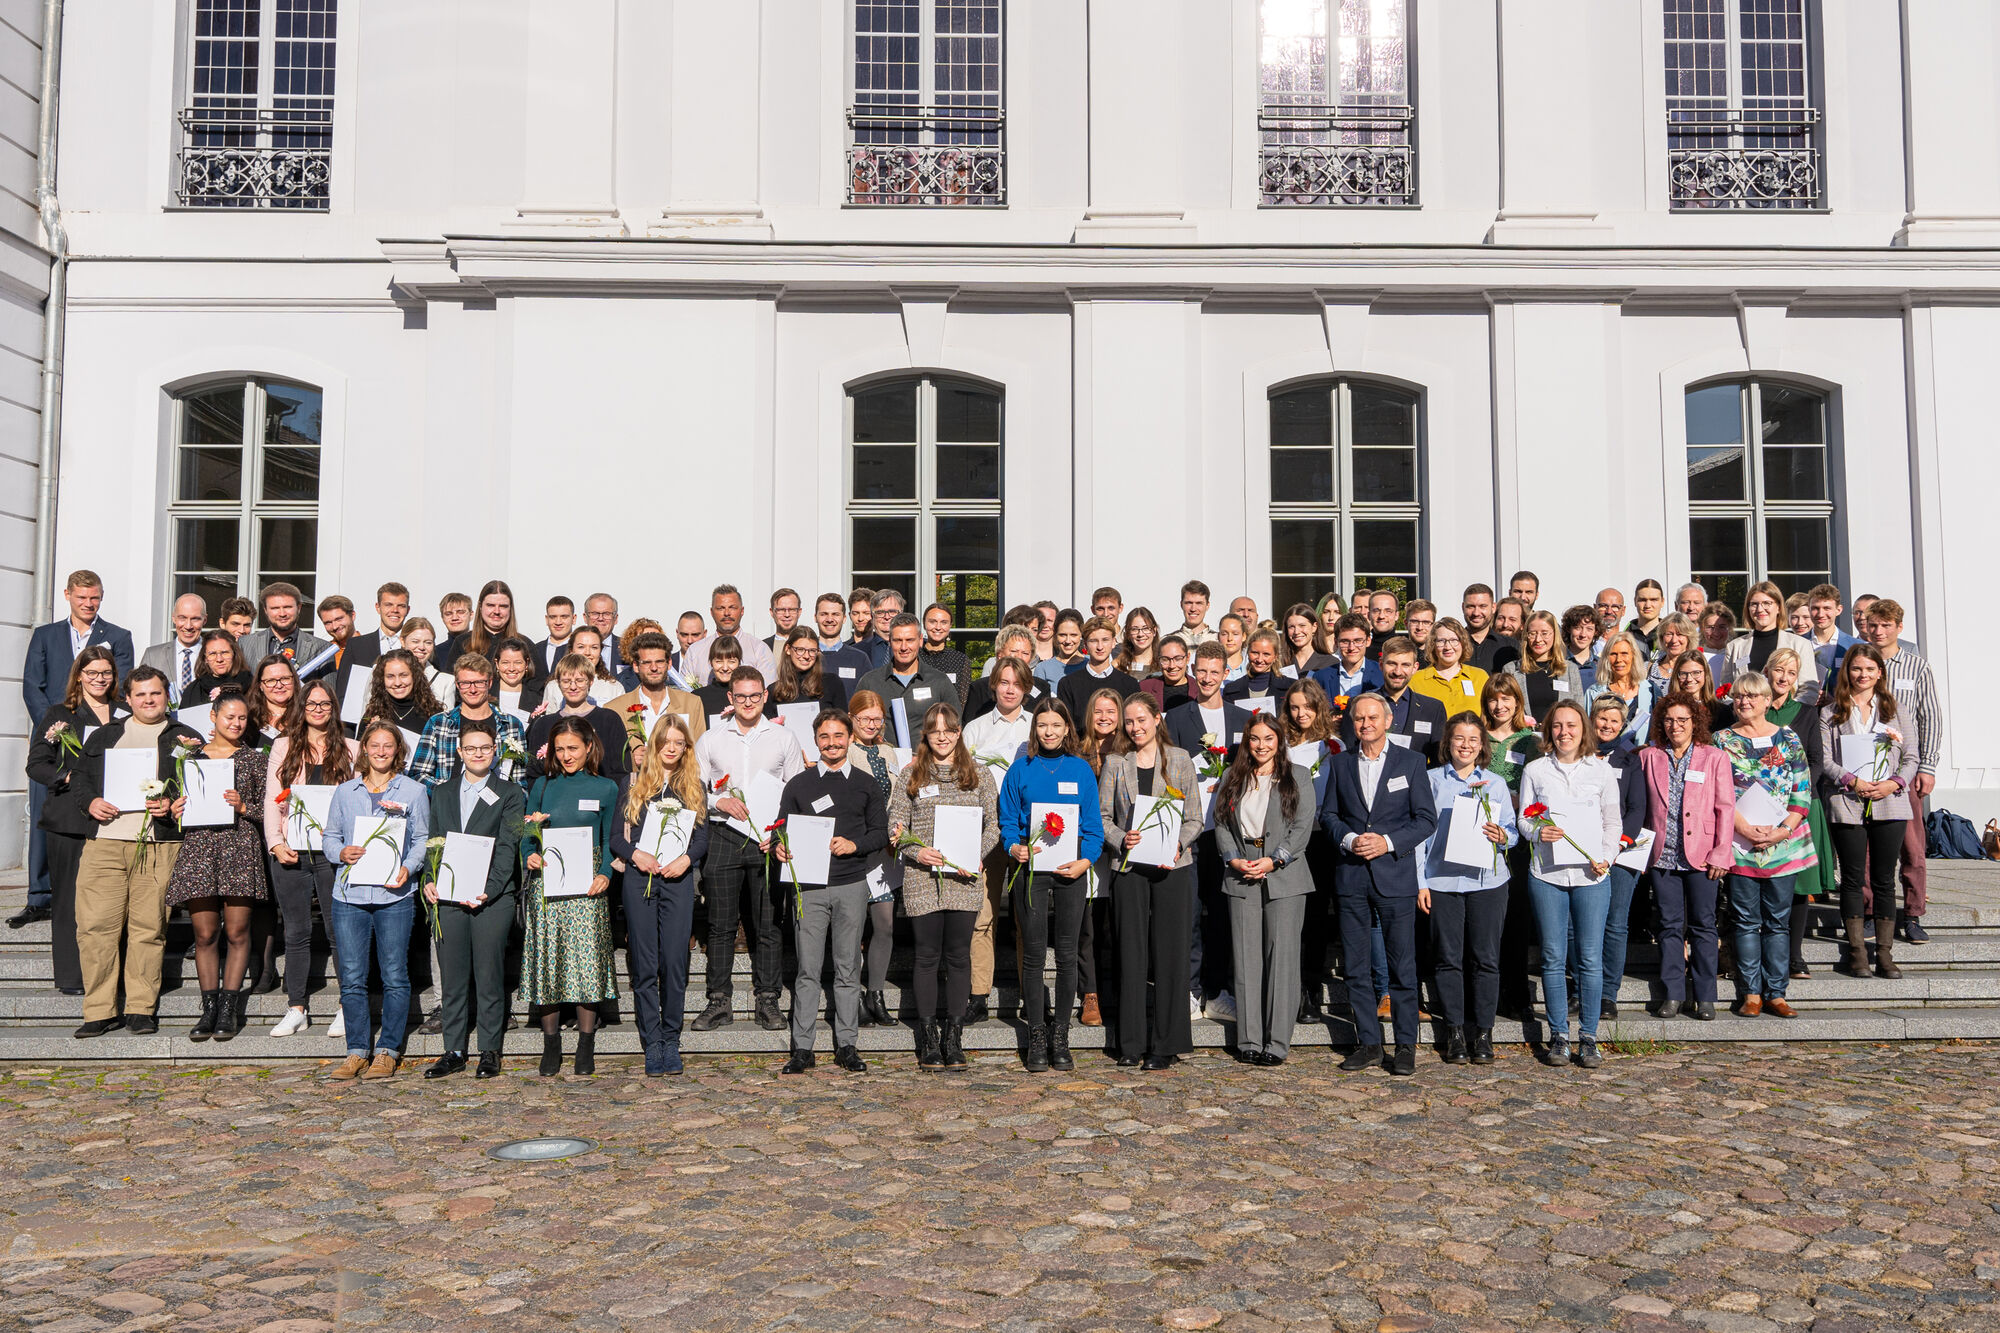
top-left (139, 594), bottom-right (209, 705)
top-left (237, 581), bottom-right (329, 671)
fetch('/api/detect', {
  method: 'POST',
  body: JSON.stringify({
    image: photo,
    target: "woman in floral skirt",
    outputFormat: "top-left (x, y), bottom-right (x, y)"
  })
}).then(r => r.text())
top-left (522, 715), bottom-right (619, 1076)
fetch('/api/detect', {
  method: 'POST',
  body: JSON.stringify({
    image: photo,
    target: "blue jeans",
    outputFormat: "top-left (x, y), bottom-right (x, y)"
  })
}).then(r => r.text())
top-left (1599, 865), bottom-right (1639, 1009)
top-left (1728, 872), bottom-right (1796, 1000)
top-left (1529, 874), bottom-right (1611, 1040)
top-left (331, 895), bottom-right (415, 1058)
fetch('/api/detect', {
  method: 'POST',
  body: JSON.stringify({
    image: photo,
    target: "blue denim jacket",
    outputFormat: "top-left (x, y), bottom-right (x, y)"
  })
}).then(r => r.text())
top-left (324, 775), bottom-right (432, 905)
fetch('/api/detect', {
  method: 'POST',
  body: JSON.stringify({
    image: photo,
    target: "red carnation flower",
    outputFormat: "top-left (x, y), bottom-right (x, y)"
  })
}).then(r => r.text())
top-left (1715, 684), bottom-right (1731, 700)
top-left (627, 703), bottom-right (645, 714)
top-left (1042, 811), bottom-right (1064, 840)
top-left (713, 774), bottom-right (730, 792)
top-left (1521, 802), bottom-right (1549, 820)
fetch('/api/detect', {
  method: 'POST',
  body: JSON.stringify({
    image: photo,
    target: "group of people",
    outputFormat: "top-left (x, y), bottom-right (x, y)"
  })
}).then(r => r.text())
top-left (17, 565), bottom-right (1940, 1078)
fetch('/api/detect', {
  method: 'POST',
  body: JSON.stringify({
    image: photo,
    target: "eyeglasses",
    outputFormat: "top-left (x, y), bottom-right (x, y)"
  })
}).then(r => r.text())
top-left (930, 726), bottom-right (962, 736)
top-left (731, 691), bottom-right (765, 703)
top-left (304, 699), bottom-right (334, 711)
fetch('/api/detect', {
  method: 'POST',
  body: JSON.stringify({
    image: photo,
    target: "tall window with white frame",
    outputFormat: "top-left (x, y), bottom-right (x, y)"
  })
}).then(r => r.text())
top-left (178, 0), bottom-right (337, 209)
top-left (1258, 0), bottom-right (1413, 207)
top-left (847, 377), bottom-right (1003, 662)
top-left (1664, 0), bottom-right (1820, 209)
top-left (1684, 379), bottom-right (1836, 608)
top-left (169, 379), bottom-right (323, 616)
top-left (848, 1), bottom-right (1005, 207)
top-left (1268, 379), bottom-right (1423, 609)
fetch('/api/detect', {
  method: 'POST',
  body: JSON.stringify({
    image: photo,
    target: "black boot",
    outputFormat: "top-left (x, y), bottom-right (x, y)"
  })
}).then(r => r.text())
top-left (213, 990), bottom-right (246, 1042)
top-left (1023, 1025), bottom-right (1049, 1073)
top-left (1441, 1024), bottom-right (1467, 1064)
top-left (1469, 1027), bottom-right (1495, 1065)
top-left (939, 1017), bottom-right (967, 1070)
top-left (574, 1032), bottom-right (596, 1076)
top-left (864, 990), bottom-right (893, 1026)
top-left (189, 989), bottom-right (222, 1042)
top-left (916, 1018), bottom-right (944, 1070)
top-left (539, 1030), bottom-right (563, 1076)
top-left (1048, 1022), bottom-right (1074, 1072)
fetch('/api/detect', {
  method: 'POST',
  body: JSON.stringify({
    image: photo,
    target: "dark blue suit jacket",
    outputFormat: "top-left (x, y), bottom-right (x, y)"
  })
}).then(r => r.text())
top-left (1309, 658), bottom-right (1386, 701)
top-left (1163, 698), bottom-right (1259, 760)
top-left (1318, 743), bottom-right (1437, 898)
top-left (23, 618), bottom-right (134, 722)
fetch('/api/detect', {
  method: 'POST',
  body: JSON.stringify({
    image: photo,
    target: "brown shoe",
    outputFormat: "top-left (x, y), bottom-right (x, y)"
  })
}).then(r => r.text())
top-left (1737, 995), bottom-right (1763, 1017)
top-left (1377, 995), bottom-right (1392, 1021)
top-left (361, 1052), bottom-right (400, 1080)
top-left (328, 1054), bottom-right (368, 1081)
top-left (1766, 998), bottom-right (1796, 1018)
top-left (1079, 993), bottom-right (1103, 1027)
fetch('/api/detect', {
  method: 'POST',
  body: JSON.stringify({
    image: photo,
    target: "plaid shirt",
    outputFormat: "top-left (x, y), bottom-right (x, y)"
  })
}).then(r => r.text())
top-left (1881, 645), bottom-right (1942, 776)
top-left (407, 706), bottom-right (527, 788)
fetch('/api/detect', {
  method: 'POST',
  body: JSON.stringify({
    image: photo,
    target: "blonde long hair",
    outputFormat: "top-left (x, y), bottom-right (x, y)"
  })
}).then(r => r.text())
top-left (622, 714), bottom-right (707, 826)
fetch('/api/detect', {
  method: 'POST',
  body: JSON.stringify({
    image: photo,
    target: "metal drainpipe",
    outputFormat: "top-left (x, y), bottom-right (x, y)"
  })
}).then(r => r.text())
top-left (29, 0), bottom-right (66, 627)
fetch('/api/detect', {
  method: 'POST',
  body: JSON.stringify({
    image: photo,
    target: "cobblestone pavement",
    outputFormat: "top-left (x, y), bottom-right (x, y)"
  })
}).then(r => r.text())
top-left (3, 1043), bottom-right (1999, 1333)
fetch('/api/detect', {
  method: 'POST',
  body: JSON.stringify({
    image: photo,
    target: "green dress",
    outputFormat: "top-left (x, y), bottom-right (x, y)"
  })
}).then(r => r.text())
top-left (1768, 697), bottom-right (1838, 899)
top-left (522, 770), bottom-right (620, 1006)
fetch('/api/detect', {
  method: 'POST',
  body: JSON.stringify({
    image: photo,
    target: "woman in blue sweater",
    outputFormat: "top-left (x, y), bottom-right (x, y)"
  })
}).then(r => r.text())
top-left (998, 698), bottom-right (1105, 1073)
top-left (522, 716), bottom-right (620, 1077)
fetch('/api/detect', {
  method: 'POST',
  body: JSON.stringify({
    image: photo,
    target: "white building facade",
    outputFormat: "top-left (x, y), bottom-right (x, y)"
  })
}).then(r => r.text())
top-left (19, 0), bottom-right (2000, 832)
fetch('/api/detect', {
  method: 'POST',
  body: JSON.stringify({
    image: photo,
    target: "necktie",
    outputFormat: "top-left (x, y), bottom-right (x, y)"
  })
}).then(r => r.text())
top-left (180, 646), bottom-right (195, 694)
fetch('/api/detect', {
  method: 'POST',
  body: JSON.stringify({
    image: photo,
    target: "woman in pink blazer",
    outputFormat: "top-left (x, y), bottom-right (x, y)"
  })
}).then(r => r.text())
top-left (1637, 691), bottom-right (1737, 1020)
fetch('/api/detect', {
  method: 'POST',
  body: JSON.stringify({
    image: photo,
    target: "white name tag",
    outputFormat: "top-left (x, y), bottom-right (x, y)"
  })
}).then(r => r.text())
top-left (1687, 770), bottom-right (1707, 784)
top-left (1413, 721), bottom-right (1433, 735)
top-left (912, 687), bottom-right (933, 701)
top-left (478, 789), bottom-right (497, 808)
top-left (946, 673), bottom-right (958, 684)
top-left (1058, 781), bottom-right (1078, 795)
top-left (1553, 681), bottom-right (1570, 693)
top-left (811, 794), bottom-right (834, 814)
top-left (1504, 749), bottom-right (1519, 765)
top-left (838, 667), bottom-right (856, 679)
top-left (1387, 775), bottom-right (1408, 792)
top-left (1750, 735), bottom-right (1772, 751)
top-left (1387, 734), bottom-right (1412, 749)
top-left (919, 784), bottom-right (940, 799)
top-left (577, 798), bottom-right (599, 811)
top-left (1462, 680), bottom-right (1476, 695)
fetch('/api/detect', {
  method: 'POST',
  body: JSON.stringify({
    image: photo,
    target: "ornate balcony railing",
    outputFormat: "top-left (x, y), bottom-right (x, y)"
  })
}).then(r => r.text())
top-left (1667, 110), bottom-right (1821, 210)
top-left (1258, 104), bottom-right (1415, 207)
top-left (176, 107), bottom-right (333, 210)
top-left (846, 105), bottom-right (1006, 207)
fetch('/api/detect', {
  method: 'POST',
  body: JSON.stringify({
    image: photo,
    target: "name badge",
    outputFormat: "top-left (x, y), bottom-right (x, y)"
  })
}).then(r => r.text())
top-left (1687, 770), bottom-right (1707, 784)
top-left (578, 798), bottom-right (599, 811)
top-left (811, 794), bottom-right (834, 814)
top-left (1387, 734), bottom-right (1412, 749)
top-left (1462, 680), bottom-right (1476, 696)
top-left (946, 673), bottom-right (958, 684)
top-left (478, 789), bottom-right (497, 808)
top-left (912, 687), bottom-right (933, 701)
top-left (1413, 721), bottom-right (1433, 735)
top-left (1058, 781), bottom-right (1079, 795)
top-left (1504, 749), bottom-right (1519, 765)
top-left (1553, 681), bottom-right (1569, 693)
top-left (1387, 775), bottom-right (1408, 792)
top-left (838, 667), bottom-right (856, 679)
top-left (919, 784), bottom-right (940, 799)
top-left (1750, 736), bottom-right (1772, 751)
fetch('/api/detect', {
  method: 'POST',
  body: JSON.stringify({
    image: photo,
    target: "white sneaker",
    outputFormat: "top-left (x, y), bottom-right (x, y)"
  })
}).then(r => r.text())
top-left (1189, 993), bottom-right (1205, 1021)
top-left (327, 1008), bottom-right (345, 1040)
top-left (1205, 990), bottom-right (1238, 1023)
top-left (269, 1007), bottom-right (310, 1038)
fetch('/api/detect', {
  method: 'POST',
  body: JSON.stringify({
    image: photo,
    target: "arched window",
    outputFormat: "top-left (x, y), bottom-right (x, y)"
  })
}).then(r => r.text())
top-left (1684, 378), bottom-right (1835, 606)
top-left (168, 377), bottom-right (323, 614)
top-left (1268, 378), bottom-right (1423, 607)
top-left (847, 376), bottom-right (1002, 655)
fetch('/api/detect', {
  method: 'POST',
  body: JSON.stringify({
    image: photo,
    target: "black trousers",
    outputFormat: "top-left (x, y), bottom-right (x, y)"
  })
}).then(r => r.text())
top-left (1495, 843), bottom-right (1536, 1013)
top-left (270, 853), bottom-right (338, 1009)
top-left (1833, 819), bottom-right (1904, 921)
top-left (1189, 833), bottom-right (1231, 1001)
top-left (623, 868), bottom-right (696, 1052)
top-left (1427, 886), bottom-right (1506, 1030)
top-left (437, 890), bottom-right (515, 1053)
top-left (703, 826), bottom-right (784, 1001)
top-left (1113, 864), bottom-right (1194, 1060)
top-left (1298, 833), bottom-right (1338, 1004)
top-left (1655, 866), bottom-right (1719, 1003)
top-left (1012, 871), bottom-right (1086, 1028)
top-left (1339, 881), bottom-right (1418, 1047)
top-left (44, 830), bottom-right (84, 992)
top-left (910, 908), bottom-right (976, 1021)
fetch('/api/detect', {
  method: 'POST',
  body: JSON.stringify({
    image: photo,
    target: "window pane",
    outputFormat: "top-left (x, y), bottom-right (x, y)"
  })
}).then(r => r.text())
top-left (1760, 445), bottom-right (1824, 502)
top-left (175, 516), bottom-right (239, 576)
top-left (1271, 448), bottom-right (1333, 503)
top-left (1352, 519), bottom-right (1417, 578)
top-left (853, 445), bottom-right (917, 500)
top-left (1693, 572), bottom-right (1747, 614)
top-left (1349, 386), bottom-right (1416, 447)
top-left (934, 445), bottom-right (1000, 500)
top-left (257, 517), bottom-right (317, 578)
top-left (936, 573), bottom-right (1000, 631)
top-left (1270, 389), bottom-right (1332, 447)
top-left (261, 446), bottom-right (320, 502)
top-left (1687, 446), bottom-right (1746, 502)
top-left (178, 446), bottom-right (244, 502)
top-left (1272, 518), bottom-right (1335, 574)
top-left (1350, 447), bottom-right (1415, 504)
top-left (1764, 515), bottom-right (1828, 573)
top-left (1685, 383), bottom-right (1743, 446)
top-left (935, 515), bottom-right (1000, 571)
top-left (1690, 515), bottom-right (1749, 575)
top-left (1759, 383), bottom-right (1822, 444)
top-left (935, 382), bottom-right (1000, 442)
top-left (853, 383), bottom-right (918, 443)
top-left (182, 384), bottom-right (245, 445)
top-left (1272, 576), bottom-right (1326, 612)
top-left (263, 382), bottom-right (322, 446)
top-left (863, 574), bottom-right (917, 607)
top-left (852, 515), bottom-right (917, 573)
top-left (175, 571), bottom-right (239, 611)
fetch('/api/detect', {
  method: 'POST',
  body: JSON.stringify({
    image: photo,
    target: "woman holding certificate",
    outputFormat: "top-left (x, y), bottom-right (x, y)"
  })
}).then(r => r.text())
top-left (1589, 697), bottom-right (1649, 1023)
top-left (998, 699), bottom-right (1105, 1073)
top-left (611, 716), bottom-right (708, 1076)
top-left (1098, 693), bottom-right (1202, 1069)
top-left (263, 678), bottom-right (358, 1038)
top-left (1212, 713), bottom-right (1316, 1068)
top-left (26, 646), bottom-right (120, 998)
top-left (842, 690), bottom-right (902, 1026)
top-left (322, 721), bottom-right (430, 1080)
top-left (1073, 686), bottom-right (1125, 1028)
top-left (163, 690), bottom-right (269, 1041)
top-left (522, 716), bottom-right (619, 1076)
top-left (1516, 699), bottom-right (1622, 1069)
top-left (1815, 645), bottom-right (1918, 980)
top-left (886, 704), bottom-right (1000, 1071)
top-left (1714, 671), bottom-right (1817, 1018)
top-left (1764, 647), bottom-right (1833, 979)
top-left (1420, 715), bottom-right (1519, 1065)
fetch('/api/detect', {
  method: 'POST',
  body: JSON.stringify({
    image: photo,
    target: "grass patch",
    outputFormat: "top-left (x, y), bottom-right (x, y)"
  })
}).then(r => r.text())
top-left (1602, 1038), bottom-right (1684, 1057)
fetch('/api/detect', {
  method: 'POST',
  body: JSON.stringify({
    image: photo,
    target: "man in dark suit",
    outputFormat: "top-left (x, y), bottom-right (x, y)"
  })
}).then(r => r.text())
top-left (139, 593), bottom-right (209, 707)
top-left (420, 720), bottom-right (524, 1080)
top-left (1338, 636), bottom-right (1445, 764)
top-left (1164, 642), bottom-right (1256, 759)
top-left (531, 594), bottom-right (576, 682)
top-left (17, 570), bottom-right (135, 928)
top-left (1321, 692), bottom-right (1437, 1076)
top-left (333, 582), bottom-right (412, 701)
top-left (1311, 613), bottom-right (1386, 703)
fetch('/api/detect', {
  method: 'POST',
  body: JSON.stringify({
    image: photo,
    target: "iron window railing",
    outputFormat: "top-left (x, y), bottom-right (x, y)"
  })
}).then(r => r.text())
top-left (1667, 109), bottom-right (1822, 209)
top-left (846, 105), bottom-right (1006, 207)
top-left (176, 106), bottom-right (332, 209)
top-left (1258, 104), bottom-right (1415, 207)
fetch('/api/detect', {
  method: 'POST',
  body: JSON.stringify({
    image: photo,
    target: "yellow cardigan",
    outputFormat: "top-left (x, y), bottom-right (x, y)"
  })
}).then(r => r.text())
top-left (1409, 664), bottom-right (1489, 718)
